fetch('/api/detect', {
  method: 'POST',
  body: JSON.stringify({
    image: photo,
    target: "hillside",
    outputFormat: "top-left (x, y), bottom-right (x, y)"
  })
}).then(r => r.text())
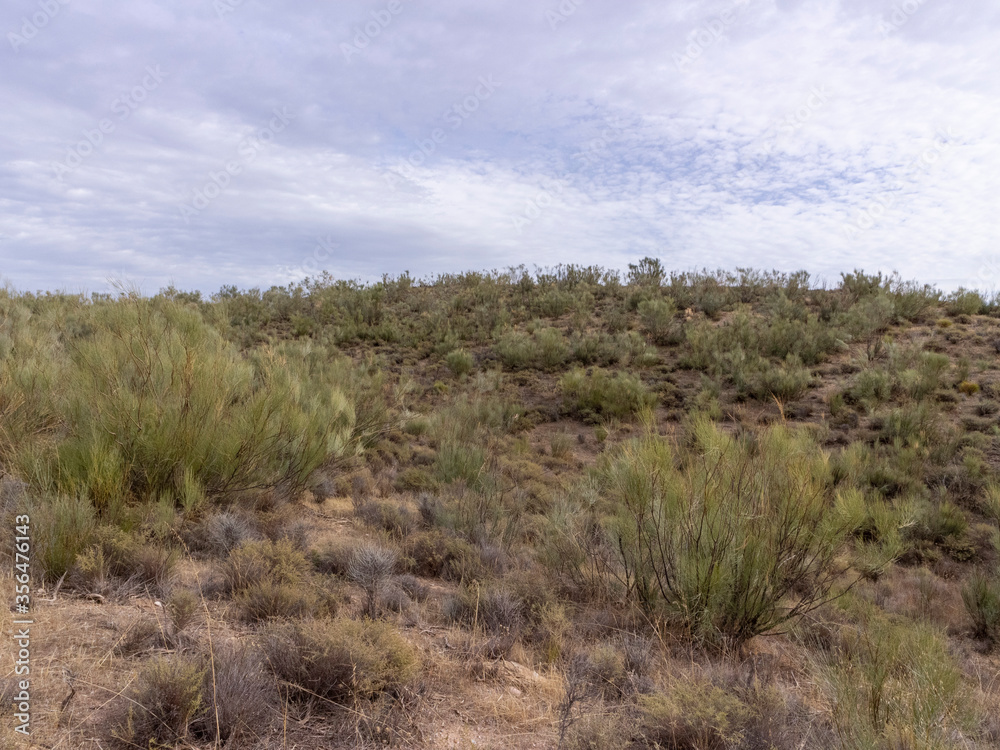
top-left (1, 262), bottom-right (999, 749)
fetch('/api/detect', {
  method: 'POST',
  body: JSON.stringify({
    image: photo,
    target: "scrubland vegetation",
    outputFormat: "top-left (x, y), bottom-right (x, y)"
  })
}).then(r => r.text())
top-left (2, 262), bottom-right (1000, 748)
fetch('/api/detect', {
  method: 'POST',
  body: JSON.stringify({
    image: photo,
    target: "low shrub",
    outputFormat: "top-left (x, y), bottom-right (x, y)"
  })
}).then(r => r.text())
top-left (355, 500), bottom-right (416, 538)
top-left (560, 367), bottom-right (656, 421)
top-left (236, 579), bottom-right (323, 622)
top-left (108, 656), bottom-right (205, 748)
top-left (72, 526), bottom-right (178, 596)
top-left (827, 600), bottom-right (973, 747)
top-left (958, 380), bottom-right (980, 396)
top-left (262, 618), bottom-right (418, 706)
top-left (28, 493), bottom-right (96, 582)
top-left (962, 569), bottom-right (1000, 641)
top-left (638, 297), bottom-right (680, 345)
top-left (193, 642), bottom-right (278, 743)
top-left (401, 529), bottom-right (485, 582)
top-left (444, 348), bottom-right (474, 377)
top-left (222, 539), bottom-right (310, 594)
top-left (639, 678), bottom-right (752, 749)
top-left (348, 542), bottom-right (398, 618)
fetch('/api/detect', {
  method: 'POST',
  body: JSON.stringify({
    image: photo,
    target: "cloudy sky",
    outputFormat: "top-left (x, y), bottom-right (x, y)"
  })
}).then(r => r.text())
top-left (1, 0), bottom-right (997, 295)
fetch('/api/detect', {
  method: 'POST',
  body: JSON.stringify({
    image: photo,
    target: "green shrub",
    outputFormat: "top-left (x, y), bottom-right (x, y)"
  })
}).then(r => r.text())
top-left (495, 331), bottom-right (535, 370)
top-left (29, 493), bottom-right (96, 582)
top-left (560, 368), bottom-right (656, 421)
top-left (847, 368), bottom-right (892, 408)
top-left (109, 656), bottom-right (205, 748)
top-left (444, 348), bottom-right (474, 377)
top-left (3, 296), bottom-right (357, 511)
top-left (828, 600), bottom-right (972, 748)
top-left (946, 288), bottom-right (984, 316)
top-left (236, 579), bottom-right (321, 622)
top-left (435, 441), bottom-right (486, 485)
top-left (222, 539), bottom-right (310, 594)
top-left (732, 353), bottom-right (812, 401)
top-left (600, 418), bottom-right (849, 648)
top-left (495, 327), bottom-right (568, 370)
top-left (877, 403), bottom-right (942, 447)
top-left (637, 298), bottom-right (679, 345)
top-left (262, 618), bottom-right (418, 706)
top-left (639, 679), bottom-right (752, 749)
top-left (962, 569), bottom-right (1000, 641)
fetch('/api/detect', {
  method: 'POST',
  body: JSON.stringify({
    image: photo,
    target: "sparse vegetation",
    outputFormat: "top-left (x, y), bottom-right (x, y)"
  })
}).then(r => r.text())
top-left (6, 264), bottom-right (1000, 748)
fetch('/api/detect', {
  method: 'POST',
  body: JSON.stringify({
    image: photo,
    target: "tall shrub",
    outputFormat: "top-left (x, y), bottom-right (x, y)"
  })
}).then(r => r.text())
top-left (600, 417), bottom-right (849, 649)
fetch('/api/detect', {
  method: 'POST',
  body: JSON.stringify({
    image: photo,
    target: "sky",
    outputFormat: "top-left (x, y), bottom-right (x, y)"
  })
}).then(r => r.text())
top-left (1, 0), bottom-right (997, 295)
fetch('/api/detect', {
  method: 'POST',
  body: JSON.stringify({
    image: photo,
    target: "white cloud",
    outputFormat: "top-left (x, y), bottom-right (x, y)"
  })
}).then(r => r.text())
top-left (0, 0), bottom-right (997, 293)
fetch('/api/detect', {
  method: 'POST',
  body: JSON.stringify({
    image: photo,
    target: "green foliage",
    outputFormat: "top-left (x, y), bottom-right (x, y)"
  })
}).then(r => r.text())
top-left (560, 368), bottom-right (656, 421)
top-left (730, 352), bottom-right (812, 401)
top-left (600, 419), bottom-right (848, 648)
top-left (444, 348), bottom-right (474, 377)
top-left (637, 297), bottom-right (680, 345)
top-left (946, 288), bottom-right (985, 316)
top-left (827, 599), bottom-right (973, 749)
top-left (496, 326), bottom-right (570, 370)
top-left (627, 256), bottom-right (666, 286)
top-left (28, 493), bottom-right (96, 581)
top-left (1, 296), bottom-right (357, 513)
top-left (962, 569), bottom-right (1000, 641)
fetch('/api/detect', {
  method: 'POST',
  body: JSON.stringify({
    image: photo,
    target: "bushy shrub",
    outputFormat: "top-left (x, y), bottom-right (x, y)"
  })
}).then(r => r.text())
top-left (444, 348), bottom-right (474, 377)
top-left (637, 298), bottom-right (680, 345)
top-left (495, 327), bottom-right (569, 370)
top-left (560, 368), bottom-right (656, 421)
top-left (731, 353), bottom-right (812, 401)
top-left (192, 642), bottom-right (277, 743)
top-left (28, 493), bottom-right (96, 582)
top-left (355, 500), bottom-right (415, 538)
top-left (827, 600), bottom-right (972, 748)
top-left (962, 569), bottom-right (1000, 641)
top-left (639, 678), bottom-right (751, 749)
top-left (600, 418), bottom-right (849, 648)
top-left (222, 539), bottom-right (310, 593)
top-left (401, 529), bottom-right (485, 581)
top-left (2, 296), bottom-right (357, 513)
top-left (109, 656), bottom-right (205, 747)
top-left (72, 526), bottom-right (178, 596)
top-left (262, 618), bottom-right (418, 706)
top-left (946, 288), bottom-right (985, 316)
